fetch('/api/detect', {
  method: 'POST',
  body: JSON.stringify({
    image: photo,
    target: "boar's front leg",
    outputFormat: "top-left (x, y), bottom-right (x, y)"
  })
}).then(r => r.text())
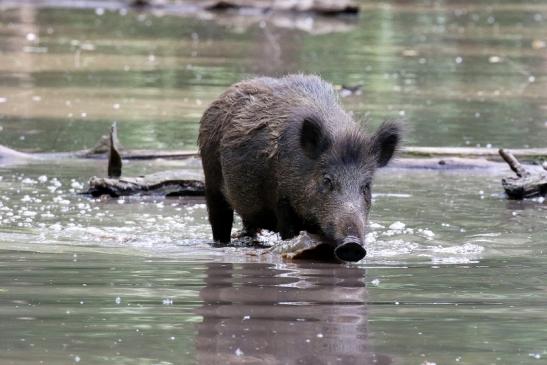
top-left (205, 189), bottom-right (234, 244)
top-left (276, 198), bottom-right (301, 240)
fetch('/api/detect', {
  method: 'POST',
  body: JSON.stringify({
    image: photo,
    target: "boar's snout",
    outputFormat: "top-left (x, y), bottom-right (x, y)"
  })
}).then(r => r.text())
top-left (334, 236), bottom-right (366, 262)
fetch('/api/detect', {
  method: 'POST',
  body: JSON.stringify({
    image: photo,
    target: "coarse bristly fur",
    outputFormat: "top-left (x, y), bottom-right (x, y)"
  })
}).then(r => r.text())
top-left (198, 74), bottom-right (402, 252)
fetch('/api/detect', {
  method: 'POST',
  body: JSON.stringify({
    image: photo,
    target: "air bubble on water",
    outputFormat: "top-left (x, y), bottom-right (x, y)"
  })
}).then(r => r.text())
top-left (371, 278), bottom-right (381, 286)
top-left (242, 315), bottom-right (250, 320)
top-left (389, 221), bottom-right (406, 230)
top-left (366, 232), bottom-right (377, 243)
top-left (235, 348), bottom-right (244, 356)
top-left (115, 297), bottom-right (121, 304)
top-left (455, 56), bottom-right (463, 64)
top-left (316, 333), bottom-right (324, 338)
top-left (74, 355), bottom-right (80, 363)
top-left (420, 229), bottom-right (435, 238)
top-left (529, 75), bottom-right (536, 83)
top-left (38, 175), bottom-right (48, 183)
top-left (71, 181), bottom-right (83, 189)
top-left (26, 33), bottom-right (37, 41)
top-left (162, 298), bottom-right (173, 305)
top-left (22, 178), bottom-right (37, 185)
top-left (95, 7), bottom-right (104, 16)
top-left (369, 222), bottom-right (384, 229)
top-left (529, 353), bottom-right (542, 360)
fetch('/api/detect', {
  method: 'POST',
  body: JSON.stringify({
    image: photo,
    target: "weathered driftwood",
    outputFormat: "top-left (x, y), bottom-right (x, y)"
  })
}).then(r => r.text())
top-left (402, 146), bottom-right (547, 160)
top-left (82, 124), bottom-right (205, 197)
top-left (130, 0), bottom-right (360, 15)
top-left (267, 231), bottom-right (338, 261)
top-left (499, 149), bottom-right (547, 199)
top-left (85, 171), bottom-right (205, 197)
top-left (67, 146), bottom-right (547, 162)
top-left (75, 139), bottom-right (547, 162)
top-left (241, 231), bottom-right (340, 261)
top-left (204, 0), bottom-right (359, 15)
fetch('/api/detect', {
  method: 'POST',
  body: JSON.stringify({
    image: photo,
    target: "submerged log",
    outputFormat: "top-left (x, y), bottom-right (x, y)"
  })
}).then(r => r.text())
top-left (402, 146), bottom-right (547, 160)
top-left (68, 145), bottom-right (547, 162)
top-left (499, 149), bottom-right (547, 199)
top-left (203, 0), bottom-right (360, 15)
top-left (85, 171), bottom-right (205, 197)
top-left (82, 125), bottom-right (205, 197)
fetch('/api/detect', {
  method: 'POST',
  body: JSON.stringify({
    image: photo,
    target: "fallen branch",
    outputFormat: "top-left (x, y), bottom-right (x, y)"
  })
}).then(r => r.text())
top-left (499, 149), bottom-right (547, 199)
top-left (402, 146), bottom-right (547, 160)
top-left (70, 145), bottom-right (547, 162)
top-left (85, 172), bottom-right (205, 197)
top-left (81, 124), bottom-right (205, 197)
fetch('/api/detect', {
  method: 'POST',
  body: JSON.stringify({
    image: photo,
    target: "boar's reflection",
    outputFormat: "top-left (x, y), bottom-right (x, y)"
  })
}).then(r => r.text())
top-left (195, 263), bottom-right (391, 365)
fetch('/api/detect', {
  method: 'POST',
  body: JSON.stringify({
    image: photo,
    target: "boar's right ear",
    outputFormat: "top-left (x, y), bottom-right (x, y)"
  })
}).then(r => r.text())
top-left (370, 121), bottom-right (402, 167)
top-left (300, 117), bottom-right (330, 159)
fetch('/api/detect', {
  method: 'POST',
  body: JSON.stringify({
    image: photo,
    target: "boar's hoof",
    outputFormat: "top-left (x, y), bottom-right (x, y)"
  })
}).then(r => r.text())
top-left (334, 238), bottom-right (366, 262)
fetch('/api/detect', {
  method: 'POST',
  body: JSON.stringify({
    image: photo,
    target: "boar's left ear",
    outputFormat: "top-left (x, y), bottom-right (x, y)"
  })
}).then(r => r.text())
top-left (300, 117), bottom-right (330, 159)
top-left (370, 121), bottom-right (402, 167)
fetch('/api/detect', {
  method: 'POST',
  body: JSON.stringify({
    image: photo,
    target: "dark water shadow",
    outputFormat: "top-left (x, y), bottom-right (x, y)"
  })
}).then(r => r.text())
top-left (194, 262), bottom-right (391, 365)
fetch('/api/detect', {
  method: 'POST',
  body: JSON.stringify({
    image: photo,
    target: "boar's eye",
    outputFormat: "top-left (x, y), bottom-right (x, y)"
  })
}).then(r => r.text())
top-left (322, 176), bottom-right (334, 192)
top-left (361, 183), bottom-right (371, 195)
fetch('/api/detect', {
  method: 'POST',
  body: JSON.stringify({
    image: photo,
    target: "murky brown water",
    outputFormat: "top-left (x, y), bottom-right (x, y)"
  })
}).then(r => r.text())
top-left (1, 1), bottom-right (547, 364)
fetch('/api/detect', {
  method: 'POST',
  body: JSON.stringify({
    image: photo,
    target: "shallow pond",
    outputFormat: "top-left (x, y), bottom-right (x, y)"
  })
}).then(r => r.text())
top-left (1, 1), bottom-right (547, 364)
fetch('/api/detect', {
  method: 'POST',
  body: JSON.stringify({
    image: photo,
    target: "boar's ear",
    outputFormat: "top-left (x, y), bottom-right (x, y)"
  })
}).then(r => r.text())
top-left (370, 121), bottom-right (401, 167)
top-left (300, 117), bottom-right (330, 159)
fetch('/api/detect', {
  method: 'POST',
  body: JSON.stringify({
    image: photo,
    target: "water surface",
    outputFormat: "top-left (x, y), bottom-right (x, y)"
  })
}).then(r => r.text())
top-left (1, 1), bottom-right (547, 364)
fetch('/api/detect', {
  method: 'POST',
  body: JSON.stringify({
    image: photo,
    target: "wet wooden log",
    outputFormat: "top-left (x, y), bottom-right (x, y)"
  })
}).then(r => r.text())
top-left (130, 0), bottom-right (359, 15)
top-left (82, 124), bottom-right (205, 197)
top-left (402, 146), bottom-right (547, 160)
top-left (85, 171), bottom-right (205, 197)
top-left (499, 149), bottom-right (547, 199)
top-left (203, 0), bottom-right (360, 15)
top-left (71, 145), bottom-right (547, 162)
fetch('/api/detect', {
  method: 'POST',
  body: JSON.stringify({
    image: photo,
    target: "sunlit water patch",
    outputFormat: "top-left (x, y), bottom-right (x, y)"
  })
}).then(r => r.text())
top-left (1, 160), bottom-right (546, 267)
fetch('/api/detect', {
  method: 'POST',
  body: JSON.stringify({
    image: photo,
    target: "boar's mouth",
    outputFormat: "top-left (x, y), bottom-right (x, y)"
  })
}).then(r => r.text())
top-left (333, 236), bottom-right (367, 262)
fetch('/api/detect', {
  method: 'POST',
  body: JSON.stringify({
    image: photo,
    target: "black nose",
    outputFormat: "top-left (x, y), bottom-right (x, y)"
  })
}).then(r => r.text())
top-left (334, 238), bottom-right (366, 262)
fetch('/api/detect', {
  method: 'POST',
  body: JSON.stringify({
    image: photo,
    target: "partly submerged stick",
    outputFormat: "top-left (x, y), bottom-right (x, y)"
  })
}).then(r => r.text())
top-left (82, 124), bottom-right (205, 197)
top-left (85, 171), bottom-right (205, 197)
top-left (108, 123), bottom-right (123, 178)
top-left (82, 145), bottom-right (547, 161)
top-left (499, 149), bottom-right (547, 199)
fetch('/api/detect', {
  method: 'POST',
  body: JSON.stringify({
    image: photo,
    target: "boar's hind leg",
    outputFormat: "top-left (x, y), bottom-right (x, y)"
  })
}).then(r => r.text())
top-left (205, 189), bottom-right (233, 244)
top-left (276, 199), bottom-right (301, 240)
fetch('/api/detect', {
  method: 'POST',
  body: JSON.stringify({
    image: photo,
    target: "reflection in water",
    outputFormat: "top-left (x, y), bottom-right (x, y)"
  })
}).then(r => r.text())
top-left (195, 263), bottom-right (391, 365)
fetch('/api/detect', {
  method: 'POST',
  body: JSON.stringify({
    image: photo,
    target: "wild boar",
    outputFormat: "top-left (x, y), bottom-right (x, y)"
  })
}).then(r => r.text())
top-left (198, 74), bottom-right (400, 261)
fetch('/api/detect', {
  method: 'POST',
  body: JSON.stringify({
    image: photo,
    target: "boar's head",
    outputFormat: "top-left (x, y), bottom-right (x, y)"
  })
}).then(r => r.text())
top-left (298, 118), bottom-right (401, 262)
